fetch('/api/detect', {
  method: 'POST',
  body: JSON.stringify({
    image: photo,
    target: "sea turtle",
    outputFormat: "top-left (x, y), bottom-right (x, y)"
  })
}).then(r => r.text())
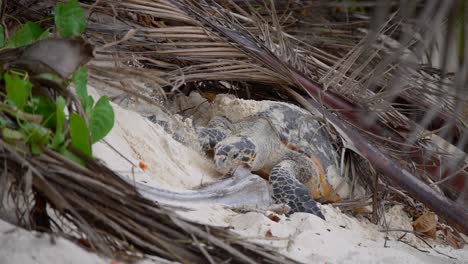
top-left (196, 102), bottom-right (347, 219)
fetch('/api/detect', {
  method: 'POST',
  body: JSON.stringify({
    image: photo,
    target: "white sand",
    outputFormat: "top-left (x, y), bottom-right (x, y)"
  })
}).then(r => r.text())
top-left (0, 219), bottom-right (174, 264)
top-left (1, 88), bottom-right (466, 264)
top-left (0, 220), bottom-right (107, 264)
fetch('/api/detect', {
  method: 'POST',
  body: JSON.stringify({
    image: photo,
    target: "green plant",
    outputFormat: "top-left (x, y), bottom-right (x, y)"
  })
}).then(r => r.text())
top-left (0, 0), bottom-right (114, 164)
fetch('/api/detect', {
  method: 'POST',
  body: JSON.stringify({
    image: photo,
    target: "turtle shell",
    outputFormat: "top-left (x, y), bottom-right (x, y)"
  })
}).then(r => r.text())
top-left (256, 103), bottom-right (339, 172)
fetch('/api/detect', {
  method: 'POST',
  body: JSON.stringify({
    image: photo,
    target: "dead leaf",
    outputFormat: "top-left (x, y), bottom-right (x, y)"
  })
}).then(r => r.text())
top-left (444, 227), bottom-right (463, 249)
top-left (413, 211), bottom-right (438, 239)
top-left (77, 238), bottom-right (92, 249)
top-left (203, 92), bottom-right (217, 103)
top-left (12, 38), bottom-right (93, 79)
top-left (353, 207), bottom-right (371, 215)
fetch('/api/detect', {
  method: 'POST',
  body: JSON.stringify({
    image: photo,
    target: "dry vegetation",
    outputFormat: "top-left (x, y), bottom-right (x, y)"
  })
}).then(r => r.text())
top-left (0, 0), bottom-right (467, 263)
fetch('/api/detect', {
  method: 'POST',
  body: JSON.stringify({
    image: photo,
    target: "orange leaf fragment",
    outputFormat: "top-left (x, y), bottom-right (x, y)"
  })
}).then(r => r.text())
top-left (443, 226), bottom-right (463, 249)
top-left (413, 211), bottom-right (438, 239)
top-left (204, 92), bottom-right (217, 103)
top-left (139, 161), bottom-right (149, 171)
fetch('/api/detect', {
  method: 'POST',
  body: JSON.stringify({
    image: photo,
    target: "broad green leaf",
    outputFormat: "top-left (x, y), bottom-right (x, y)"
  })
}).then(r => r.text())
top-left (89, 96), bottom-right (114, 143)
top-left (5, 21), bottom-right (45, 48)
top-left (30, 142), bottom-right (42, 154)
top-left (51, 133), bottom-right (65, 150)
top-left (69, 113), bottom-right (92, 157)
top-left (55, 0), bottom-right (86, 37)
top-left (84, 95), bottom-right (94, 116)
top-left (39, 29), bottom-right (49, 39)
top-left (55, 96), bottom-right (66, 136)
top-left (2, 128), bottom-right (23, 142)
top-left (72, 67), bottom-right (92, 114)
top-left (0, 24), bottom-right (4, 48)
top-left (4, 73), bottom-right (33, 110)
top-left (51, 96), bottom-right (66, 148)
top-left (61, 147), bottom-right (85, 166)
top-left (30, 96), bottom-right (56, 129)
top-left (72, 67), bottom-right (88, 100)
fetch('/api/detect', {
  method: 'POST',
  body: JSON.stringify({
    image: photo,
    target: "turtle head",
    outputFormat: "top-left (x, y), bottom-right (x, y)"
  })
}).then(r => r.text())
top-left (214, 136), bottom-right (257, 174)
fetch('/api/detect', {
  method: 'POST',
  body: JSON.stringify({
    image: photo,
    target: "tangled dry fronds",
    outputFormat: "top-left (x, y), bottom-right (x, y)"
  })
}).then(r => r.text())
top-left (1, 0), bottom-right (467, 262)
top-left (1, 140), bottom-right (295, 263)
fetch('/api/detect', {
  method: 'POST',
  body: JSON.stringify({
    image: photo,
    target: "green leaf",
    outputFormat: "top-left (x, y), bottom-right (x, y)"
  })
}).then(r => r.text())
top-left (69, 113), bottom-right (92, 157)
top-left (72, 67), bottom-right (93, 114)
top-left (55, 0), bottom-right (86, 37)
top-left (2, 128), bottom-right (23, 142)
top-left (83, 95), bottom-right (94, 116)
top-left (30, 96), bottom-right (56, 129)
top-left (22, 122), bottom-right (51, 144)
top-left (89, 96), bottom-right (114, 144)
top-left (0, 117), bottom-right (10, 128)
top-left (55, 96), bottom-right (66, 136)
top-left (72, 67), bottom-right (88, 100)
top-left (39, 29), bottom-right (49, 40)
top-left (4, 73), bottom-right (33, 110)
top-left (51, 96), bottom-right (66, 148)
top-left (5, 21), bottom-right (45, 48)
top-left (21, 122), bottom-right (51, 154)
top-left (61, 147), bottom-right (85, 166)
top-left (0, 24), bottom-right (4, 48)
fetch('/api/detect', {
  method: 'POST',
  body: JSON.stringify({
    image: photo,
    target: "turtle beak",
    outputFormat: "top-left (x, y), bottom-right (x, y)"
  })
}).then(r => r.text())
top-left (215, 153), bottom-right (252, 175)
top-left (224, 164), bottom-right (252, 178)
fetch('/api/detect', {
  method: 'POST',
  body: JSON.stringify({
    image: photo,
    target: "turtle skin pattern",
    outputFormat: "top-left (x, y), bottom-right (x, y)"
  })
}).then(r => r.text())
top-left (271, 160), bottom-right (325, 219)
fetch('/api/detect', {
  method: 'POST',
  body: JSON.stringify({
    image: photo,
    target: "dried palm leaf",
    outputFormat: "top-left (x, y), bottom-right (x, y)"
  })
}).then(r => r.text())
top-left (2, 1), bottom-right (468, 262)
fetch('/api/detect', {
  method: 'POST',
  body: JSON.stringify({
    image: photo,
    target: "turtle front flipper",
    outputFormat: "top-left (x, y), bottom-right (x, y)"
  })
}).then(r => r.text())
top-left (270, 160), bottom-right (325, 220)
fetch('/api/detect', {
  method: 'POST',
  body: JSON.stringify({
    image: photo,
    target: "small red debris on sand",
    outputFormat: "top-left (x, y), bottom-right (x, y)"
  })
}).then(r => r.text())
top-left (267, 213), bottom-right (281, 223)
top-left (77, 238), bottom-right (91, 249)
top-left (139, 161), bottom-right (149, 171)
top-left (265, 230), bottom-right (273, 238)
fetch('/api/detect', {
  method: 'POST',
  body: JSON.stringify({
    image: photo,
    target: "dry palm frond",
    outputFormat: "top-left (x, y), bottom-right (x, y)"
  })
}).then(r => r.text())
top-left (1, 140), bottom-right (295, 263)
top-left (2, 0), bottom-right (468, 261)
